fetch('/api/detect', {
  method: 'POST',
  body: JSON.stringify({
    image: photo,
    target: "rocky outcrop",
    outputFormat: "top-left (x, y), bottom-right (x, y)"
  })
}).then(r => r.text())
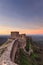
top-left (0, 31), bottom-right (33, 65)
top-left (0, 39), bottom-right (26, 65)
top-left (0, 39), bottom-right (18, 65)
top-left (10, 40), bottom-right (19, 62)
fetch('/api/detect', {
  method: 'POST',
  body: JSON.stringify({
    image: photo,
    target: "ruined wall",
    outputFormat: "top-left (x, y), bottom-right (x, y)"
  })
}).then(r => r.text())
top-left (21, 34), bottom-right (26, 41)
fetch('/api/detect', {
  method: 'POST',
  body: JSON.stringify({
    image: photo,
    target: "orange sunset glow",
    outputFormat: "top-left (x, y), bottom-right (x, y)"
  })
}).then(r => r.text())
top-left (0, 27), bottom-right (43, 35)
top-left (0, 0), bottom-right (43, 35)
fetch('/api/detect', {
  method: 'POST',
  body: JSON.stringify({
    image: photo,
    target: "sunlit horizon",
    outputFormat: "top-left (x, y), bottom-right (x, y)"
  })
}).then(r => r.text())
top-left (0, 0), bottom-right (43, 35)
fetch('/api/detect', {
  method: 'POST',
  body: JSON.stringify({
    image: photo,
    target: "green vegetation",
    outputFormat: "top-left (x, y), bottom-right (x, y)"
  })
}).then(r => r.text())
top-left (19, 49), bottom-right (38, 65)
top-left (19, 49), bottom-right (31, 65)
top-left (25, 39), bottom-right (30, 52)
top-left (15, 37), bottom-right (42, 65)
top-left (30, 53), bottom-right (39, 65)
top-left (25, 38), bottom-right (39, 65)
top-left (15, 37), bottom-right (43, 65)
top-left (30, 53), bottom-right (39, 59)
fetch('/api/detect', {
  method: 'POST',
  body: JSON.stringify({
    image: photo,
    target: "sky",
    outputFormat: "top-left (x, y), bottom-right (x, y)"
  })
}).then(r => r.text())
top-left (0, 0), bottom-right (43, 35)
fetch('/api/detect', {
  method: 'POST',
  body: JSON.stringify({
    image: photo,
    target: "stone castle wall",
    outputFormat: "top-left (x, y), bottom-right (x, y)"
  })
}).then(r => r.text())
top-left (11, 32), bottom-right (19, 39)
top-left (11, 31), bottom-right (26, 49)
top-left (11, 31), bottom-right (26, 41)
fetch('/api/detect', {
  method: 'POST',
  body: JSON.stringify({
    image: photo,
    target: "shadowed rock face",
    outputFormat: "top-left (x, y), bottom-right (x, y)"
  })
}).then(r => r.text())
top-left (10, 40), bottom-right (19, 62)
top-left (0, 39), bottom-right (26, 65)
top-left (0, 40), bottom-right (18, 65)
top-left (0, 32), bottom-right (26, 65)
top-left (10, 39), bottom-right (26, 63)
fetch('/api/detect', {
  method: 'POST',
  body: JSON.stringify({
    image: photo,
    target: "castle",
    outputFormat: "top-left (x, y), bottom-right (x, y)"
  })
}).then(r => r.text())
top-left (11, 31), bottom-right (26, 41)
top-left (11, 31), bottom-right (26, 49)
top-left (0, 31), bottom-right (33, 65)
top-left (10, 31), bottom-right (33, 63)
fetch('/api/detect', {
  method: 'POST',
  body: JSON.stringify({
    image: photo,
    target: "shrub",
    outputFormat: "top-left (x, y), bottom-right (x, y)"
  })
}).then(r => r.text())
top-left (25, 39), bottom-right (30, 52)
top-left (30, 53), bottom-right (38, 65)
top-left (19, 49), bottom-right (31, 65)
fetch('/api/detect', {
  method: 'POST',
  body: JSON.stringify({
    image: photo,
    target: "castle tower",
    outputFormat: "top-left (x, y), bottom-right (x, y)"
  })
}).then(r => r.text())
top-left (21, 34), bottom-right (26, 41)
top-left (19, 34), bottom-right (26, 48)
top-left (11, 31), bottom-right (19, 39)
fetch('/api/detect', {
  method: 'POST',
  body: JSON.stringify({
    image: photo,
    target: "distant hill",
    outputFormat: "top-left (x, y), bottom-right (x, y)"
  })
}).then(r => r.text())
top-left (0, 35), bottom-right (10, 46)
top-left (27, 35), bottom-right (43, 48)
top-left (27, 35), bottom-right (43, 41)
top-left (32, 35), bottom-right (43, 41)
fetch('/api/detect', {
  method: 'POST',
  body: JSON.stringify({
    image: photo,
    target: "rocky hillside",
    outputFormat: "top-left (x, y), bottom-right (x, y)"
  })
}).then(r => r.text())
top-left (0, 36), bottom-right (43, 65)
top-left (14, 37), bottom-right (43, 65)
